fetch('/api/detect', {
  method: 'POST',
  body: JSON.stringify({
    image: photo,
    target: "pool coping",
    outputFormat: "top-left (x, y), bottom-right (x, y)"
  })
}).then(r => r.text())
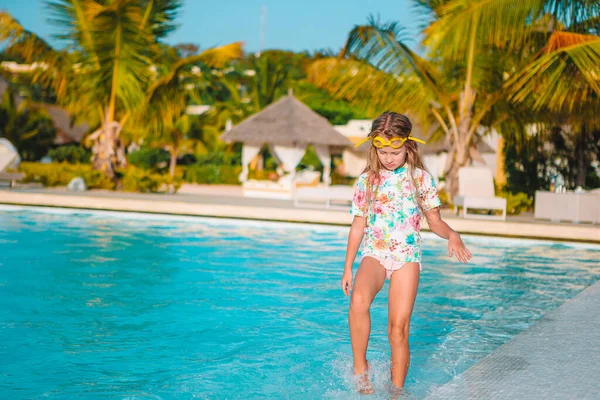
top-left (424, 278), bottom-right (600, 400)
top-left (0, 190), bottom-right (599, 243)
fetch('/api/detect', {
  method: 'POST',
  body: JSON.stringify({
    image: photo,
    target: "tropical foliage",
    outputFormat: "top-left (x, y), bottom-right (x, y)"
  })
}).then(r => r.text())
top-left (0, 1), bottom-right (242, 179)
top-left (0, 83), bottom-right (56, 161)
top-left (1, 0), bottom-right (599, 197)
top-left (308, 1), bottom-right (600, 196)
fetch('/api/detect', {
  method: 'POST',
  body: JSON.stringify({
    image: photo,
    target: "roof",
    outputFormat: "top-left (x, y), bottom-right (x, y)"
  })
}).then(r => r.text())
top-left (220, 94), bottom-right (352, 147)
top-left (334, 119), bottom-right (372, 137)
top-left (1, 77), bottom-right (88, 144)
top-left (39, 104), bottom-right (89, 144)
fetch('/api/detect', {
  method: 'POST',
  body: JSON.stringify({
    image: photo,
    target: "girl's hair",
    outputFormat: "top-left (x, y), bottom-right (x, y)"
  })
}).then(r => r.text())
top-left (363, 111), bottom-right (428, 215)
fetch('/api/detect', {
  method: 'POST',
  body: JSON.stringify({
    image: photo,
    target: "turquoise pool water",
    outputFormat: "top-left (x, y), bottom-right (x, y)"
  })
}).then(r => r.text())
top-left (1, 206), bottom-right (599, 399)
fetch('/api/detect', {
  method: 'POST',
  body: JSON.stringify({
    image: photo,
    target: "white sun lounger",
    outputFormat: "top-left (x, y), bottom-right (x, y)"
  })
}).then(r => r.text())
top-left (453, 167), bottom-right (507, 221)
top-left (0, 139), bottom-right (24, 187)
top-left (293, 185), bottom-right (354, 210)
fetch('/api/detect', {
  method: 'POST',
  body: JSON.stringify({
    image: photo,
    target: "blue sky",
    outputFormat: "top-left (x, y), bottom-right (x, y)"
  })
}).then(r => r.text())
top-left (0, 0), bottom-right (428, 53)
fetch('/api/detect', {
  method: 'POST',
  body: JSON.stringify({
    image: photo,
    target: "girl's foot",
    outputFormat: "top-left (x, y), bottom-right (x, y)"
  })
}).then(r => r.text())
top-left (390, 384), bottom-right (405, 396)
top-left (354, 361), bottom-right (374, 394)
top-left (389, 367), bottom-right (407, 398)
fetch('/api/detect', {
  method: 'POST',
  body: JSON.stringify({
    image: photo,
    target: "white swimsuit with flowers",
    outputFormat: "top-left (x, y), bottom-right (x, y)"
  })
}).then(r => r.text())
top-left (350, 166), bottom-right (441, 269)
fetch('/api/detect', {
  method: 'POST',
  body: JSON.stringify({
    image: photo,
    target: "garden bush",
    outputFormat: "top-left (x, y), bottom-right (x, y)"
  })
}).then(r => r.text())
top-left (127, 147), bottom-right (170, 171)
top-left (19, 162), bottom-right (114, 189)
top-left (47, 145), bottom-right (91, 164)
top-left (118, 166), bottom-right (182, 193)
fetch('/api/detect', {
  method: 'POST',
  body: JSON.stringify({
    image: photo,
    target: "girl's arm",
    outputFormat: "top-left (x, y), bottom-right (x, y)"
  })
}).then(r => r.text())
top-left (341, 216), bottom-right (366, 295)
top-left (425, 208), bottom-right (472, 263)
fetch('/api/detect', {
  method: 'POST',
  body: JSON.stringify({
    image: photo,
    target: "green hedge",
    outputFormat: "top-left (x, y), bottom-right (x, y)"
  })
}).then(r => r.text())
top-left (19, 161), bottom-right (361, 192)
top-left (118, 166), bottom-right (182, 193)
top-left (47, 145), bottom-right (91, 164)
top-left (19, 162), bottom-right (114, 189)
top-left (331, 171), bottom-right (355, 186)
top-left (180, 150), bottom-right (243, 185)
top-left (127, 148), bottom-right (170, 171)
top-left (184, 164), bottom-right (242, 184)
top-left (498, 191), bottom-right (533, 215)
top-left (18, 162), bottom-right (181, 193)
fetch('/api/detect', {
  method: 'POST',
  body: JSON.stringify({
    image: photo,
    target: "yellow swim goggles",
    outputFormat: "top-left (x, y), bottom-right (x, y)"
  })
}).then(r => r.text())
top-left (354, 135), bottom-right (426, 149)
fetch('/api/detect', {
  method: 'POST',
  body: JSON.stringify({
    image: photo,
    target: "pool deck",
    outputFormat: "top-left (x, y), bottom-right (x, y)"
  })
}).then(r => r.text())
top-left (425, 278), bottom-right (600, 400)
top-left (0, 185), bottom-right (598, 243)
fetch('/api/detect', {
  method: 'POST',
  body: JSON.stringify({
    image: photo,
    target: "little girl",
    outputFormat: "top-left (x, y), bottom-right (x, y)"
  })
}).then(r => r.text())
top-left (341, 111), bottom-right (472, 394)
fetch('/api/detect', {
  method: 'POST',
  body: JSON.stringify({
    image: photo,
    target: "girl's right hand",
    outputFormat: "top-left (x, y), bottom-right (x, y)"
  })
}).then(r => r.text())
top-left (341, 270), bottom-right (353, 296)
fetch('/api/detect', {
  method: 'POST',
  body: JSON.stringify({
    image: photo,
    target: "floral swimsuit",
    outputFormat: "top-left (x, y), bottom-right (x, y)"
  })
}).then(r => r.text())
top-left (350, 166), bottom-right (441, 278)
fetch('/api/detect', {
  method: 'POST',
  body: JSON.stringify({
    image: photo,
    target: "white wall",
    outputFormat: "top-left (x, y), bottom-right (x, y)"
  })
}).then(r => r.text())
top-left (342, 150), bottom-right (367, 178)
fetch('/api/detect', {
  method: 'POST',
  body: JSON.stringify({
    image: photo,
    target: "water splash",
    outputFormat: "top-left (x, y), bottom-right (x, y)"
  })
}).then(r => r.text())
top-left (324, 353), bottom-right (419, 399)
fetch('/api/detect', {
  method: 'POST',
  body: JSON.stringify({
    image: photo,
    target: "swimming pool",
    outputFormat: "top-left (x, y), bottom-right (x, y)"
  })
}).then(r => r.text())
top-left (1, 206), bottom-right (599, 399)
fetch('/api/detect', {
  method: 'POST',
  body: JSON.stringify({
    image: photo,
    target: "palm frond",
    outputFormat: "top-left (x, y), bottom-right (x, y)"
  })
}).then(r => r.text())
top-left (189, 42), bottom-right (244, 69)
top-left (341, 22), bottom-right (450, 105)
top-left (544, 30), bottom-right (599, 51)
top-left (0, 11), bottom-right (56, 61)
top-left (569, 15), bottom-right (600, 35)
top-left (424, 0), bottom-right (546, 59)
top-left (138, 0), bottom-right (182, 40)
top-left (146, 42), bottom-right (243, 103)
top-left (411, 0), bottom-right (450, 31)
top-left (89, 1), bottom-right (154, 119)
top-left (308, 57), bottom-right (434, 120)
top-left (141, 42), bottom-right (243, 137)
top-left (47, 0), bottom-right (103, 62)
top-left (507, 31), bottom-right (600, 113)
top-left (545, 0), bottom-right (600, 32)
top-left (0, 11), bottom-right (79, 104)
top-left (148, 42), bottom-right (243, 96)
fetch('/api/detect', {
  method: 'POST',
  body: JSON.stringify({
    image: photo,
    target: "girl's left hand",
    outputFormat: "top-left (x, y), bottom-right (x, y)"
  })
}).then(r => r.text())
top-left (448, 232), bottom-right (472, 263)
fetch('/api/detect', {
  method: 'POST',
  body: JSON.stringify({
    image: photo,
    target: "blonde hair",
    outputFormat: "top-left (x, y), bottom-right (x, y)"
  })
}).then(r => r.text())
top-left (363, 111), bottom-right (428, 215)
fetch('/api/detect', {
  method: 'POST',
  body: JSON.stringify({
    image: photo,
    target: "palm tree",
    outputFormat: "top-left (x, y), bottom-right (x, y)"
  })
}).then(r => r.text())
top-left (188, 63), bottom-right (256, 151)
top-left (136, 44), bottom-right (246, 180)
top-left (0, 1), bottom-right (242, 179)
top-left (247, 50), bottom-right (307, 110)
top-left (308, 1), bottom-right (600, 196)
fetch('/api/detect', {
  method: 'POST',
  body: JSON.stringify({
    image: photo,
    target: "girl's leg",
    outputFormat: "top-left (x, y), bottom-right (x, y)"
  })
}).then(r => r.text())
top-left (349, 256), bottom-right (386, 375)
top-left (387, 262), bottom-right (420, 389)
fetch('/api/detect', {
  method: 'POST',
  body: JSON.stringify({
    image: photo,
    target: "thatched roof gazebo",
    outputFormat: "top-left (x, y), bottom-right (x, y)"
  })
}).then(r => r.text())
top-left (221, 91), bottom-right (352, 184)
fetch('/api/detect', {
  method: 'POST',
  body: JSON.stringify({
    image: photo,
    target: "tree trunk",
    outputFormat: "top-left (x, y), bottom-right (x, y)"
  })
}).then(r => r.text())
top-left (445, 144), bottom-right (471, 198)
top-left (91, 125), bottom-right (116, 179)
top-left (575, 124), bottom-right (586, 188)
top-left (495, 136), bottom-right (507, 188)
top-left (90, 120), bottom-right (123, 179)
top-left (445, 121), bottom-right (472, 198)
top-left (169, 148), bottom-right (177, 179)
top-left (445, 18), bottom-right (477, 200)
top-left (115, 138), bottom-right (127, 168)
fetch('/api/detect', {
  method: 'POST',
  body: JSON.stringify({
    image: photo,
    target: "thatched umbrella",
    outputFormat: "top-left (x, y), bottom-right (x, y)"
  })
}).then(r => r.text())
top-left (221, 91), bottom-right (352, 184)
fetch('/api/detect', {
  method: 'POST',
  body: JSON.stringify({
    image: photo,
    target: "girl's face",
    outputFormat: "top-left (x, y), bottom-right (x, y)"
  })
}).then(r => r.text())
top-left (376, 140), bottom-right (407, 171)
